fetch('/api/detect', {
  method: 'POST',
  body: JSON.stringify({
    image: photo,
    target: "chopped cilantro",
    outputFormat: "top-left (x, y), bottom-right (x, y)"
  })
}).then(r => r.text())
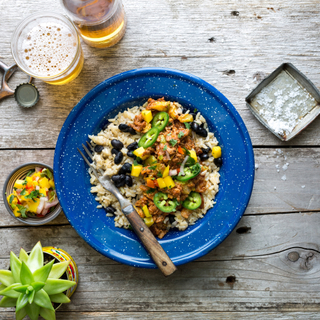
top-left (24, 190), bottom-right (45, 202)
top-left (169, 139), bottom-right (178, 147)
top-left (157, 172), bottom-right (162, 177)
top-left (178, 131), bottom-right (185, 138)
top-left (146, 188), bottom-right (156, 194)
top-left (16, 204), bottom-right (27, 218)
top-left (133, 159), bottom-right (142, 166)
top-left (20, 189), bottom-right (27, 196)
top-left (9, 195), bottom-right (14, 204)
top-left (194, 108), bottom-right (198, 112)
top-left (148, 165), bottom-right (157, 170)
top-left (163, 145), bottom-right (168, 151)
top-left (183, 147), bottom-right (190, 155)
top-left (48, 191), bottom-right (56, 202)
top-left (13, 187), bottom-right (17, 191)
top-left (185, 122), bottom-right (191, 129)
top-left (22, 180), bottom-right (27, 186)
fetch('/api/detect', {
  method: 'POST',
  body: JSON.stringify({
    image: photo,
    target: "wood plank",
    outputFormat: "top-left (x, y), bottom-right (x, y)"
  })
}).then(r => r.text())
top-left (1, 311), bottom-right (320, 319)
top-left (0, 147), bottom-right (319, 226)
top-left (0, 0), bottom-right (320, 148)
top-left (1, 213), bottom-right (320, 312)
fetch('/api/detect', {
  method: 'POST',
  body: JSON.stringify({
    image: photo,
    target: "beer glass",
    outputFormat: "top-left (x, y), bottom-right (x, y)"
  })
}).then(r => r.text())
top-left (61, 0), bottom-right (127, 49)
top-left (11, 12), bottom-right (84, 85)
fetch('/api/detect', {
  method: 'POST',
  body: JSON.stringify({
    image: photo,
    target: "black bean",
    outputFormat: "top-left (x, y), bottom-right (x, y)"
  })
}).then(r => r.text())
top-left (125, 175), bottom-right (133, 187)
top-left (214, 157), bottom-right (223, 167)
top-left (119, 162), bottom-right (132, 175)
top-left (105, 206), bottom-right (116, 214)
top-left (199, 153), bottom-right (209, 161)
top-left (127, 151), bottom-right (135, 158)
top-left (119, 124), bottom-right (131, 132)
top-left (169, 215), bottom-right (175, 224)
top-left (190, 122), bottom-right (200, 133)
top-left (111, 139), bottom-right (123, 151)
top-left (128, 127), bottom-right (136, 135)
top-left (127, 142), bottom-right (139, 151)
top-left (94, 145), bottom-right (104, 153)
top-left (182, 107), bottom-right (188, 114)
top-left (190, 112), bottom-right (197, 119)
top-left (201, 147), bottom-right (211, 154)
top-left (111, 148), bottom-right (120, 156)
top-left (102, 122), bottom-right (110, 130)
top-left (112, 174), bottom-right (126, 187)
top-left (198, 128), bottom-right (208, 137)
top-left (114, 151), bottom-right (123, 164)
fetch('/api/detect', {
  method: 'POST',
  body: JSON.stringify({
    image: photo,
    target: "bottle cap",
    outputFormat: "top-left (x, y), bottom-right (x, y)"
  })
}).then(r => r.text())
top-left (14, 83), bottom-right (39, 108)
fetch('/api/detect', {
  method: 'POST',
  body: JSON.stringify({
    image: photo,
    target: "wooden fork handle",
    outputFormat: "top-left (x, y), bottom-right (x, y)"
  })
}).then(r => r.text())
top-left (125, 208), bottom-right (177, 276)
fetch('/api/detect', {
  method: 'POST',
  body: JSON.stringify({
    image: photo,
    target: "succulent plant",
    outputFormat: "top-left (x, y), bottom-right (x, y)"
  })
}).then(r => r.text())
top-left (0, 242), bottom-right (76, 320)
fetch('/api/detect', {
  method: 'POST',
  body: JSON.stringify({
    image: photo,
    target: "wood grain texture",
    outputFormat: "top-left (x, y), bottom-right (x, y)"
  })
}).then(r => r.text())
top-left (0, 0), bottom-right (320, 148)
top-left (0, 213), bottom-right (320, 313)
top-left (1, 147), bottom-right (319, 227)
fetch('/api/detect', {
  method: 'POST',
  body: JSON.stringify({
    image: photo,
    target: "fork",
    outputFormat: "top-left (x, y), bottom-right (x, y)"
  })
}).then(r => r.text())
top-left (78, 142), bottom-right (177, 276)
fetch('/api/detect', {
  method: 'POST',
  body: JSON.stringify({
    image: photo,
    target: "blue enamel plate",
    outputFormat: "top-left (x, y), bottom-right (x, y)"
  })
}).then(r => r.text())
top-left (54, 68), bottom-right (254, 268)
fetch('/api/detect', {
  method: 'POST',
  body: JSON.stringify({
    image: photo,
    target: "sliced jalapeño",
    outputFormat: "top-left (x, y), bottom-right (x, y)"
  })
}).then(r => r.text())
top-left (138, 127), bottom-right (160, 148)
top-left (152, 112), bottom-right (169, 131)
top-left (154, 192), bottom-right (178, 213)
top-left (176, 163), bottom-right (201, 182)
top-left (182, 192), bottom-right (202, 210)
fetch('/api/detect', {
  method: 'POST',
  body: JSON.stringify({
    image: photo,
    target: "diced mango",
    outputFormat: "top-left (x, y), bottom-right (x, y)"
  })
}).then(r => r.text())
top-left (49, 180), bottom-right (55, 189)
top-left (157, 178), bottom-right (166, 189)
top-left (178, 114), bottom-right (193, 123)
top-left (189, 150), bottom-right (197, 163)
top-left (13, 206), bottom-right (20, 217)
top-left (32, 172), bottom-right (41, 179)
top-left (141, 110), bottom-right (153, 123)
top-left (162, 165), bottom-right (170, 178)
top-left (133, 147), bottom-right (148, 160)
top-left (39, 188), bottom-right (47, 197)
top-left (142, 205), bottom-right (151, 218)
top-left (212, 146), bottom-right (221, 158)
top-left (164, 176), bottom-right (175, 189)
top-left (144, 216), bottom-right (154, 227)
top-left (147, 100), bottom-right (170, 111)
top-left (7, 194), bottom-right (17, 207)
top-left (26, 198), bottom-right (40, 213)
top-left (131, 164), bottom-right (143, 177)
top-left (26, 177), bottom-right (33, 183)
top-left (39, 177), bottom-right (50, 189)
top-left (14, 180), bottom-right (25, 189)
top-left (168, 104), bottom-right (178, 119)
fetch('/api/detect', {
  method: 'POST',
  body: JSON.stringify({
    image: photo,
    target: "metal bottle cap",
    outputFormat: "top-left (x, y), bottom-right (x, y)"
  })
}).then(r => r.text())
top-left (14, 83), bottom-right (39, 108)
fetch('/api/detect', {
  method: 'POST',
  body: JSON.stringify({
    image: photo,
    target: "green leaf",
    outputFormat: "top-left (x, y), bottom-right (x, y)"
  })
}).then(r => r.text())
top-left (43, 279), bottom-right (76, 295)
top-left (10, 251), bottom-right (22, 283)
top-left (163, 145), bottom-right (167, 151)
top-left (26, 170), bottom-right (34, 177)
top-left (16, 307), bottom-right (27, 320)
top-left (33, 259), bottom-right (54, 283)
top-left (9, 195), bottom-right (14, 204)
top-left (34, 289), bottom-right (54, 311)
top-left (40, 307), bottom-right (56, 320)
top-left (0, 284), bottom-right (21, 298)
top-left (16, 293), bottom-right (28, 312)
top-left (184, 122), bottom-right (191, 129)
top-left (0, 270), bottom-right (14, 286)
top-left (49, 293), bottom-right (70, 304)
top-left (20, 262), bottom-right (34, 285)
top-left (0, 296), bottom-right (17, 307)
top-left (31, 282), bottom-right (45, 292)
top-left (19, 249), bottom-right (29, 263)
top-left (48, 260), bottom-right (70, 280)
top-left (25, 302), bottom-right (40, 320)
top-left (0, 284), bottom-right (6, 291)
top-left (178, 131), bottom-right (185, 138)
top-left (20, 189), bottom-right (27, 196)
top-left (27, 242), bottom-right (43, 273)
top-left (28, 289), bottom-right (35, 304)
top-left (169, 139), bottom-right (178, 147)
top-left (13, 284), bottom-right (29, 294)
top-left (16, 204), bottom-right (27, 218)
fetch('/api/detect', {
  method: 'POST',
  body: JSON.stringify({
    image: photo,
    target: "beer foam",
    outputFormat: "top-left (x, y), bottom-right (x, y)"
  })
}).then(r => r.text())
top-left (21, 22), bottom-right (77, 77)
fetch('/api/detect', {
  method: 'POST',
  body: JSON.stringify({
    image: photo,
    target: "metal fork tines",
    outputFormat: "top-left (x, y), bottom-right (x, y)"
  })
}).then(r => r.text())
top-left (77, 142), bottom-right (103, 177)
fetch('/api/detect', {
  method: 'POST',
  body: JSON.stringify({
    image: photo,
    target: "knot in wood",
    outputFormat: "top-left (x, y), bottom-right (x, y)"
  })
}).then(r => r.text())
top-left (287, 251), bottom-right (300, 262)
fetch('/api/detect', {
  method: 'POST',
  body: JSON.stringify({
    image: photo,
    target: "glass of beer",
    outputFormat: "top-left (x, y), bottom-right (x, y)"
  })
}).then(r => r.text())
top-left (11, 12), bottom-right (84, 85)
top-left (61, 0), bottom-right (127, 49)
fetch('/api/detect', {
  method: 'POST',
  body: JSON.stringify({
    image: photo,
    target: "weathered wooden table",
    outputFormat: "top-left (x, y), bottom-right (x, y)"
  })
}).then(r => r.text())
top-left (1, 0), bottom-right (320, 319)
